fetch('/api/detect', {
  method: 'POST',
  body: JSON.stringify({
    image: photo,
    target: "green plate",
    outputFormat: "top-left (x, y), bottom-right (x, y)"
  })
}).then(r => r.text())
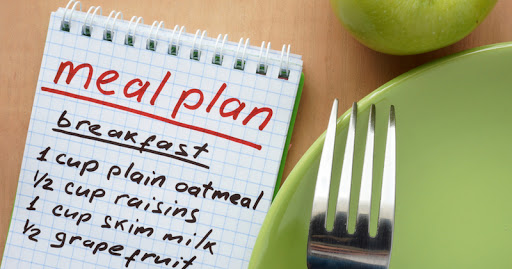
top-left (249, 42), bottom-right (512, 268)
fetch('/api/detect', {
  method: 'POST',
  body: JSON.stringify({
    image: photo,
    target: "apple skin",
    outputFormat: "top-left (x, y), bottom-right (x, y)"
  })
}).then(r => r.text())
top-left (330, 0), bottom-right (497, 55)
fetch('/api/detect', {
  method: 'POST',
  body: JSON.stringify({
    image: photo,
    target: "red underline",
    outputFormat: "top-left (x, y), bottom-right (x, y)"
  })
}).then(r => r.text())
top-left (41, 87), bottom-right (262, 150)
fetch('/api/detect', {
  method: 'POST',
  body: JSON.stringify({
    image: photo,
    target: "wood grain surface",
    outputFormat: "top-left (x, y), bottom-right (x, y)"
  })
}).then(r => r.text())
top-left (1, 0), bottom-right (511, 262)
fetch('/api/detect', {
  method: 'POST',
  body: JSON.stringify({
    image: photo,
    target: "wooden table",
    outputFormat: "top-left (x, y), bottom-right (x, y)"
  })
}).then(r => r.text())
top-left (1, 0), bottom-right (511, 260)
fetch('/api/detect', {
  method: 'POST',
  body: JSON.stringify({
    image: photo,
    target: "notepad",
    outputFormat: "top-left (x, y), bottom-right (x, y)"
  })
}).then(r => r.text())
top-left (1, 2), bottom-right (303, 268)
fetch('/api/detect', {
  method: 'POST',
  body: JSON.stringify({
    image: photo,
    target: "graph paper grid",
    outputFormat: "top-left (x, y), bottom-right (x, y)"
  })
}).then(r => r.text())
top-left (1, 8), bottom-right (302, 269)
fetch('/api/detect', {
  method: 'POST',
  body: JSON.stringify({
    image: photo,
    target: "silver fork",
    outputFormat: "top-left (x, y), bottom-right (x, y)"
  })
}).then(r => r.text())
top-left (307, 100), bottom-right (396, 269)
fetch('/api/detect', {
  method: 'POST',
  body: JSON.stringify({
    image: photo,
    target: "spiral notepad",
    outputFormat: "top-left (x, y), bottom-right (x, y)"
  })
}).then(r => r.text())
top-left (1, 1), bottom-right (304, 268)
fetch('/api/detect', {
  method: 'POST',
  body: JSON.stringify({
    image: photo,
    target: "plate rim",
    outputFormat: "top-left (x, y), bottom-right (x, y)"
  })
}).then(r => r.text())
top-left (279, 41), bottom-right (512, 201)
top-left (249, 41), bottom-right (512, 267)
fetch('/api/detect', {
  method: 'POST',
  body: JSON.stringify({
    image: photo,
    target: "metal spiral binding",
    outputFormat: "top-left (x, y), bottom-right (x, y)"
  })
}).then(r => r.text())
top-left (234, 38), bottom-right (250, 70)
top-left (278, 44), bottom-right (291, 80)
top-left (103, 10), bottom-right (123, 41)
top-left (147, 21), bottom-right (164, 51)
top-left (212, 34), bottom-right (228, 65)
top-left (169, 25), bottom-right (186, 56)
top-left (257, 41), bottom-right (271, 75)
top-left (61, 0), bottom-right (81, 31)
top-left (125, 16), bottom-right (143, 46)
top-left (190, 30), bottom-right (207, 61)
top-left (61, 0), bottom-right (293, 78)
top-left (82, 6), bottom-right (102, 36)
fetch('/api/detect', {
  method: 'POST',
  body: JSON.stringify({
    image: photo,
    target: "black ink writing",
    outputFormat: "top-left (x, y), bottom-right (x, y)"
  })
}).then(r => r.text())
top-left (33, 170), bottom-right (54, 191)
top-left (175, 181), bottom-right (265, 210)
top-left (107, 162), bottom-right (166, 188)
top-left (26, 196), bottom-right (39, 211)
top-left (55, 153), bottom-right (99, 176)
top-left (37, 146), bottom-right (50, 162)
top-left (50, 231), bottom-right (124, 256)
top-left (52, 205), bottom-right (92, 226)
top-left (114, 194), bottom-right (199, 223)
top-left (54, 110), bottom-right (210, 169)
top-left (162, 229), bottom-right (216, 256)
top-left (102, 216), bottom-right (154, 238)
top-left (124, 249), bottom-right (196, 268)
top-left (23, 219), bottom-right (41, 242)
top-left (193, 143), bottom-right (209, 159)
top-left (64, 182), bottom-right (106, 203)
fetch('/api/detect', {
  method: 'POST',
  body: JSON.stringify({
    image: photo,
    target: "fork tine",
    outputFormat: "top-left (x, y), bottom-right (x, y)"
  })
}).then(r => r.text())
top-left (334, 102), bottom-right (357, 229)
top-left (308, 103), bottom-right (396, 268)
top-left (356, 104), bottom-right (375, 230)
top-left (311, 99), bottom-right (338, 229)
top-left (378, 105), bottom-right (396, 225)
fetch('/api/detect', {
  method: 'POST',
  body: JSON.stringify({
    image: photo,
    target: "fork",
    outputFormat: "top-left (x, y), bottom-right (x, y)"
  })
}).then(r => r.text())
top-left (307, 100), bottom-right (396, 269)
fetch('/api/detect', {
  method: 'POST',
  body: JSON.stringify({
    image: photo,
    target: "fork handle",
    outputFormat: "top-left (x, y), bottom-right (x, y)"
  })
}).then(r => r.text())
top-left (308, 256), bottom-right (388, 269)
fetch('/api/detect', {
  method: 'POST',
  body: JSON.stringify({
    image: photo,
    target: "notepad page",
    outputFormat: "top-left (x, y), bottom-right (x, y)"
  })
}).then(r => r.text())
top-left (1, 9), bottom-right (302, 269)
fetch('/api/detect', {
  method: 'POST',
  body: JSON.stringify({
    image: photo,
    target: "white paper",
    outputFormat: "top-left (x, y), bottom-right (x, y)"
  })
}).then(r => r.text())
top-left (1, 9), bottom-right (302, 269)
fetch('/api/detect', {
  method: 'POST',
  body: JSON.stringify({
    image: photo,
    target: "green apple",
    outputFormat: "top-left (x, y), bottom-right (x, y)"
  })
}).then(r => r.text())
top-left (330, 0), bottom-right (497, 55)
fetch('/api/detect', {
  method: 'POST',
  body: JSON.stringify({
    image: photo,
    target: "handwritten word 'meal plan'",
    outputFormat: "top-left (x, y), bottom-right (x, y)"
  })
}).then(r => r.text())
top-left (52, 61), bottom-right (273, 131)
